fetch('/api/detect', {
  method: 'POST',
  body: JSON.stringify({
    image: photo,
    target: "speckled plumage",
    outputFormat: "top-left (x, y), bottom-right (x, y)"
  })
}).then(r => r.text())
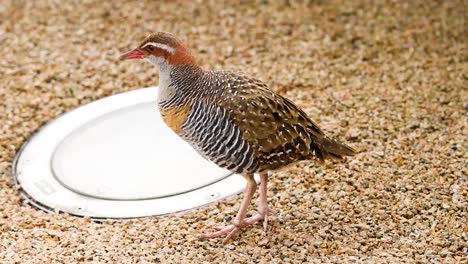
top-left (158, 66), bottom-right (355, 174)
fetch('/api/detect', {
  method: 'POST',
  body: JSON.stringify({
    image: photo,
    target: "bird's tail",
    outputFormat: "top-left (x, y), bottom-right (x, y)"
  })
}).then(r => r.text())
top-left (321, 136), bottom-right (357, 160)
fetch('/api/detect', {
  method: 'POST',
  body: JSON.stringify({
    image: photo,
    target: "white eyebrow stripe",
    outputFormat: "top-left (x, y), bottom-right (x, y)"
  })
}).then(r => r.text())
top-left (141, 42), bottom-right (176, 54)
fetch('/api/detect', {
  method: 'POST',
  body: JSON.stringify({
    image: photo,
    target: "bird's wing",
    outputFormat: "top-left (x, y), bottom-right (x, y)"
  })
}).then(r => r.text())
top-left (216, 74), bottom-right (328, 171)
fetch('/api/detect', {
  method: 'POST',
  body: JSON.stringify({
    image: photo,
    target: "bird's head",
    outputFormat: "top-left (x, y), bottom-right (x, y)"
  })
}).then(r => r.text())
top-left (119, 32), bottom-right (197, 67)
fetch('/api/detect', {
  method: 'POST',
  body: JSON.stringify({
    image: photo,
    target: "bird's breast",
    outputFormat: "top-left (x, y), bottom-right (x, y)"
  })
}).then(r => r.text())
top-left (159, 105), bottom-right (192, 134)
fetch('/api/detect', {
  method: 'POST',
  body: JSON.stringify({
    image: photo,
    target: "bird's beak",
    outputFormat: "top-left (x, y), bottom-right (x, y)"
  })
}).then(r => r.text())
top-left (119, 48), bottom-right (145, 60)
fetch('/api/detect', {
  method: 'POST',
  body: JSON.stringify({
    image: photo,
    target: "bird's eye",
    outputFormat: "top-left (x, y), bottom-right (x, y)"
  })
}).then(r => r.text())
top-left (147, 45), bottom-right (155, 51)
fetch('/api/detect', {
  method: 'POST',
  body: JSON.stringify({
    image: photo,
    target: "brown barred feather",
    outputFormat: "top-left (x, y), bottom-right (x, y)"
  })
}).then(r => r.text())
top-left (163, 68), bottom-right (356, 173)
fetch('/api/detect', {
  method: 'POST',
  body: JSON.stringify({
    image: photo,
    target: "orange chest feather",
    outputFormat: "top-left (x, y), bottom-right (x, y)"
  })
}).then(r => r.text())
top-left (159, 105), bottom-right (192, 134)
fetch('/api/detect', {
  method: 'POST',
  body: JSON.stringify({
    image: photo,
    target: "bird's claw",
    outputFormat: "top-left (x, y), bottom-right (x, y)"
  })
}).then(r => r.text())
top-left (258, 207), bottom-right (276, 232)
top-left (199, 208), bottom-right (275, 243)
top-left (199, 224), bottom-right (241, 244)
top-left (222, 226), bottom-right (242, 244)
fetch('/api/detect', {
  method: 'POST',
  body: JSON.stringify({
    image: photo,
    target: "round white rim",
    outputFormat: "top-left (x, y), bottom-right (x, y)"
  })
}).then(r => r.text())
top-left (13, 87), bottom-right (256, 219)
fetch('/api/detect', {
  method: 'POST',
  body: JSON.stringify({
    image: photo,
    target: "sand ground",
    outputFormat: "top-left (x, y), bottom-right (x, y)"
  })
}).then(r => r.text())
top-left (0, 0), bottom-right (466, 263)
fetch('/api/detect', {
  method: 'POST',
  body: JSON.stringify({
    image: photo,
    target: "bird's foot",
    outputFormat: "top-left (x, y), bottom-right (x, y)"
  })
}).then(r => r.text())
top-left (199, 208), bottom-right (275, 244)
top-left (199, 222), bottom-right (243, 244)
top-left (259, 207), bottom-right (276, 232)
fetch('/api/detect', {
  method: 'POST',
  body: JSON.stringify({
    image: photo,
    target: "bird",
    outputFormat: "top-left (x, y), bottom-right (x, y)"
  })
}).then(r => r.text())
top-left (120, 32), bottom-right (356, 244)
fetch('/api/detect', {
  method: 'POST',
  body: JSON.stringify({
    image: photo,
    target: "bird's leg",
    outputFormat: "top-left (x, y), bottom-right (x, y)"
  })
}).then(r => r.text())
top-left (199, 174), bottom-right (257, 244)
top-left (243, 172), bottom-right (274, 232)
top-left (259, 172), bottom-right (272, 231)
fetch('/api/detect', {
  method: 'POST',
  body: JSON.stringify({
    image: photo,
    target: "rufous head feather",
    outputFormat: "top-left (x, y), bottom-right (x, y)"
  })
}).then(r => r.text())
top-left (120, 32), bottom-right (197, 67)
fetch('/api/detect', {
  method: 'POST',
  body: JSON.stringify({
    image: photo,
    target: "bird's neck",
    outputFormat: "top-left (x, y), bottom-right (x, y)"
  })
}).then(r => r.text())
top-left (156, 62), bottom-right (203, 108)
top-left (156, 61), bottom-right (174, 104)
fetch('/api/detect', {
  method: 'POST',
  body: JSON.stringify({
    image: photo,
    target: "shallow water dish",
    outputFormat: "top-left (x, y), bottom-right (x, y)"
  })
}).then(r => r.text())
top-left (13, 87), bottom-right (251, 219)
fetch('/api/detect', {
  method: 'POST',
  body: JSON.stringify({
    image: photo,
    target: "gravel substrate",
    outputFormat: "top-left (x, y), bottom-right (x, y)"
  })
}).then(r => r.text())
top-left (0, 0), bottom-right (466, 263)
